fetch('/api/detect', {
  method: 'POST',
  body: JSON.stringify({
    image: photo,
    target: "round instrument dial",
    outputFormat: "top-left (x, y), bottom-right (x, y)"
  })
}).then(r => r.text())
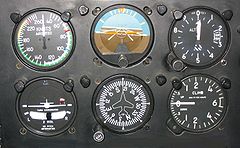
top-left (13, 9), bottom-right (75, 71)
top-left (16, 77), bottom-right (77, 136)
top-left (169, 7), bottom-right (230, 67)
top-left (93, 74), bottom-right (154, 133)
top-left (169, 75), bottom-right (227, 132)
top-left (91, 5), bottom-right (154, 68)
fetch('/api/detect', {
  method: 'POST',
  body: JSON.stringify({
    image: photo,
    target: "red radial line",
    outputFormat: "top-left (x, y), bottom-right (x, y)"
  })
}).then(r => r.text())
top-left (64, 29), bottom-right (70, 33)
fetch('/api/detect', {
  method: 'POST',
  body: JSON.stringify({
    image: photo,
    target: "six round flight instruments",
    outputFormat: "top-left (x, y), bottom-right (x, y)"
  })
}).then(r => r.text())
top-left (12, 5), bottom-right (230, 136)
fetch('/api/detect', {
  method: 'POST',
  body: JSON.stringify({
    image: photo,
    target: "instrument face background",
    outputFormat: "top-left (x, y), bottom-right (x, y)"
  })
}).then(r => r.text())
top-left (17, 77), bottom-right (77, 136)
top-left (0, 0), bottom-right (240, 148)
top-left (169, 7), bottom-right (230, 68)
top-left (13, 9), bottom-right (75, 71)
top-left (169, 75), bottom-right (227, 132)
top-left (91, 4), bottom-right (154, 67)
top-left (93, 74), bottom-right (153, 133)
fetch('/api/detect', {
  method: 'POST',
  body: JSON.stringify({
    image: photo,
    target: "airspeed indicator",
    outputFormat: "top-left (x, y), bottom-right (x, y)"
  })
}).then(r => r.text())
top-left (13, 8), bottom-right (75, 71)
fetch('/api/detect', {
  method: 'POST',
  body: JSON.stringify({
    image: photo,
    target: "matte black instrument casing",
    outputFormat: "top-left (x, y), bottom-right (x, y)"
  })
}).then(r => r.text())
top-left (0, 0), bottom-right (240, 148)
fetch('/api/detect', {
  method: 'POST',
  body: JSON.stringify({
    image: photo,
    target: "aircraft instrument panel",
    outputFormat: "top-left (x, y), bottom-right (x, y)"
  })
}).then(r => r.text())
top-left (0, 0), bottom-right (240, 148)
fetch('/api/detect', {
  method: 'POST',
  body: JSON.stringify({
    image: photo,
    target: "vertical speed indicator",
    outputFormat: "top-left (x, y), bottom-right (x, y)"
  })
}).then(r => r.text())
top-left (169, 7), bottom-right (230, 68)
top-left (12, 8), bottom-right (75, 71)
top-left (169, 75), bottom-right (227, 132)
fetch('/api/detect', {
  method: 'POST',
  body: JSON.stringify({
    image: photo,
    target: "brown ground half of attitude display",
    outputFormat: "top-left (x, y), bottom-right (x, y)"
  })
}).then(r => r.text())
top-left (94, 33), bottom-right (151, 55)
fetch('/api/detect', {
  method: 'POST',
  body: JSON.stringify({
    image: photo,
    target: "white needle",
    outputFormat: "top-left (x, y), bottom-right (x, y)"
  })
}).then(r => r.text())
top-left (171, 100), bottom-right (195, 107)
top-left (196, 20), bottom-right (201, 41)
top-left (42, 14), bottom-right (46, 37)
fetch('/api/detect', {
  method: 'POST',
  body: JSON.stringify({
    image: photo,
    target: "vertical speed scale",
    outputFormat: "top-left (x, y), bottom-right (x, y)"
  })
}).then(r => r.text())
top-left (168, 75), bottom-right (227, 134)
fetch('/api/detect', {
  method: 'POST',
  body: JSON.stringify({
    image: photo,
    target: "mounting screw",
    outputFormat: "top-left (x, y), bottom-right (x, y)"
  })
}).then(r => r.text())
top-left (221, 59), bottom-right (227, 66)
top-left (19, 128), bottom-right (27, 135)
top-left (92, 7), bottom-right (101, 16)
top-left (218, 126), bottom-right (225, 131)
top-left (10, 12), bottom-right (21, 23)
top-left (64, 79), bottom-right (74, 92)
top-left (93, 125), bottom-right (105, 143)
top-left (14, 80), bottom-right (25, 93)
top-left (79, 5), bottom-right (89, 16)
top-left (95, 79), bottom-right (101, 85)
top-left (80, 75), bottom-right (91, 88)
top-left (68, 127), bottom-right (76, 134)
top-left (222, 10), bottom-right (233, 21)
top-left (172, 79), bottom-right (182, 90)
top-left (156, 75), bottom-right (167, 86)
top-left (143, 57), bottom-right (152, 66)
top-left (157, 4), bottom-right (168, 16)
top-left (173, 10), bottom-right (183, 20)
top-left (144, 124), bottom-right (150, 131)
top-left (93, 58), bottom-right (102, 67)
top-left (143, 6), bottom-right (152, 15)
top-left (16, 63), bottom-right (23, 69)
top-left (220, 77), bottom-right (231, 89)
top-left (145, 77), bottom-right (151, 84)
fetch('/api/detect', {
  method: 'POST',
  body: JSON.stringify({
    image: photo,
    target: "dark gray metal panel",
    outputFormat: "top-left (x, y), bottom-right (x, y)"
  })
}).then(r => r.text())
top-left (0, 0), bottom-right (239, 147)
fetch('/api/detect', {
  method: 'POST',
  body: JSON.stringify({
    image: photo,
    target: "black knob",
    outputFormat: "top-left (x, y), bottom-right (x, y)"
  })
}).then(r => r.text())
top-left (220, 77), bottom-right (231, 89)
top-left (171, 59), bottom-right (184, 72)
top-left (156, 75), bottom-right (167, 86)
top-left (222, 10), bottom-right (233, 21)
top-left (172, 79), bottom-right (182, 90)
top-left (61, 11), bottom-right (71, 22)
top-left (157, 4), bottom-right (167, 16)
top-left (80, 75), bottom-right (91, 88)
top-left (10, 12), bottom-right (21, 23)
top-left (173, 10), bottom-right (183, 20)
top-left (64, 79), bottom-right (74, 92)
top-left (14, 80), bottom-right (25, 93)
